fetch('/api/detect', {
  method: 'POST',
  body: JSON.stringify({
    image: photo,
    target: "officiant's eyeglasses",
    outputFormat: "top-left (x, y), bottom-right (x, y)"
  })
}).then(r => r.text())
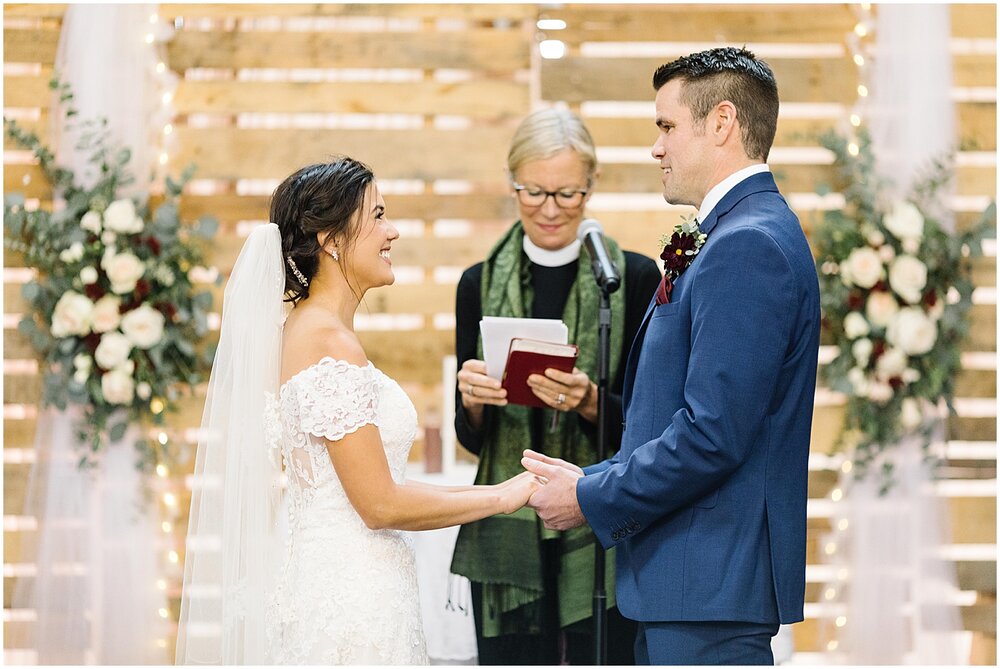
top-left (511, 181), bottom-right (591, 209)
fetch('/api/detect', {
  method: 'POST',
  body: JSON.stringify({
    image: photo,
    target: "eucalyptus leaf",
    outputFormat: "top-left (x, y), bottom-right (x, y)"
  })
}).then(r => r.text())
top-left (109, 422), bottom-right (127, 443)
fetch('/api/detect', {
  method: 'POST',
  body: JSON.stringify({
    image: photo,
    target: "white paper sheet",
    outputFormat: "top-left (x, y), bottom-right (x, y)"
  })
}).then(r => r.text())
top-left (479, 316), bottom-right (568, 380)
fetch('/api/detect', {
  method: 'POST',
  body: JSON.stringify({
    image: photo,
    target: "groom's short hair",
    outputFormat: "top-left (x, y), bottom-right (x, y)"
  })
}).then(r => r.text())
top-left (653, 47), bottom-right (779, 162)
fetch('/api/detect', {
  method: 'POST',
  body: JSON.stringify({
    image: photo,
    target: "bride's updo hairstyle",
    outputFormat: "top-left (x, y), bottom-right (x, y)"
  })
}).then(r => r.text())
top-left (270, 156), bottom-right (375, 304)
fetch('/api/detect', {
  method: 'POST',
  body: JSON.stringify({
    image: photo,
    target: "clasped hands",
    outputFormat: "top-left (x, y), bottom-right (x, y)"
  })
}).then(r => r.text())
top-left (519, 449), bottom-right (588, 531)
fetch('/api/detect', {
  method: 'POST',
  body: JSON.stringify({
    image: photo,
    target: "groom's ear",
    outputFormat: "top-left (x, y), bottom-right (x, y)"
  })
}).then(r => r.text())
top-left (710, 101), bottom-right (737, 142)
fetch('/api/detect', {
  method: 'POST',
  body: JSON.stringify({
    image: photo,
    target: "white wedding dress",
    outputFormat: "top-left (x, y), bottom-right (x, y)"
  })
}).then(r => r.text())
top-left (262, 357), bottom-right (429, 665)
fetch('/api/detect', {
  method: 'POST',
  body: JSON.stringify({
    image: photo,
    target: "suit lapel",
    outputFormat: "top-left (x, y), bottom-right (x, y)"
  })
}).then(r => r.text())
top-left (622, 297), bottom-right (656, 414)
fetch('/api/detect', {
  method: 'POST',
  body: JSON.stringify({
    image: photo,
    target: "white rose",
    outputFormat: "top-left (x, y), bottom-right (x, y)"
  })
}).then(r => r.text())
top-left (91, 295), bottom-right (123, 333)
top-left (73, 353), bottom-right (92, 371)
top-left (866, 228), bottom-right (886, 247)
top-left (118, 359), bottom-right (135, 375)
top-left (103, 198), bottom-right (143, 234)
top-left (50, 291), bottom-right (94, 337)
top-left (876, 346), bottom-right (908, 379)
top-left (94, 332), bottom-right (133, 370)
top-left (843, 312), bottom-right (870, 339)
top-left (102, 230), bottom-right (117, 245)
top-left (58, 241), bottom-right (85, 264)
top-left (852, 338), bottom-right (873, 365)
top-left (839, 260), bottom-right (854, 287)
top-left (902, 368), bottom-right (921, 383)
top-left (848, 367), bottom-right (870, 396)
top-left (868, 381), bottom-right (894, 405)
top-left (136, 381), bottom-right (152, 400)
top-left (865, 291), bottom-right (899, 329)
top-left (878, 245), bottom-right (896, 264)
top-left (887, 307), bottom-right (937, 356)
top-left (101, 251), bottom-right (145, 294)
top-left (900, 398), bottom-right (923, 431)
top-left (903, 237), bottom-right (921, 254)
top-left (888, 255), bottom-right (928, 304)
top-left (101, 368), bottom-right (135, 405)
top-left (883, 201), bottom-right (924, 242)
top-left (121, 305), bottom-right (165, 349)
top-left (81, 210), bottom-right (103, 234)
top-left (73, 369), bottom-right (89, 385)
top-left (79, 266), bottom-right (99, 285)
top-left (845, 246), bottom-right (883, 289)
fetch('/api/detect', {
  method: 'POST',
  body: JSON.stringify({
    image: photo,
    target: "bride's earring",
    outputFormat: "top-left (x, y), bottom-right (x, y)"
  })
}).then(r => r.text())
top-left (329, 248), bottom-right (339, 261)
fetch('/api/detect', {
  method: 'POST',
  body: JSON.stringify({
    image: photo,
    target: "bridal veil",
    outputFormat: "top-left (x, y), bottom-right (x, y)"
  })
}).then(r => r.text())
top-left (176, 223), bottom-right (285, 664)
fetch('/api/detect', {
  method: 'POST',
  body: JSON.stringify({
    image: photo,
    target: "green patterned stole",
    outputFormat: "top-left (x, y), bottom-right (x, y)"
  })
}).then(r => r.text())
top-left (450, 221), bottom-right (626, 636)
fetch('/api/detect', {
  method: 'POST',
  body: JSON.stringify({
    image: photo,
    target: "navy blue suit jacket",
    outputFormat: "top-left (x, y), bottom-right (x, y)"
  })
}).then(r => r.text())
top-left (576, 172), bottom-right (820, 625)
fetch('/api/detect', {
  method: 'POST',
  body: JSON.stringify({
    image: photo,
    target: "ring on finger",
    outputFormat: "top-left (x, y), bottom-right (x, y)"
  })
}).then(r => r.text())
top-left (469, 385), bottom-right (476, 397)
top-left (556, 392), bottom-right (566, 405)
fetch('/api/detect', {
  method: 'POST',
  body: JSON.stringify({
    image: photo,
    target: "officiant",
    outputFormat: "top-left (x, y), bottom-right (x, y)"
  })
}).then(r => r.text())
top-left (449, 109), bottom-right (660, 664)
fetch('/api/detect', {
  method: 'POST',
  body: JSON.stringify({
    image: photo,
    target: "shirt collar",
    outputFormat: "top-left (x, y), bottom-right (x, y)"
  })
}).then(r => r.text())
top-left (522, 234), bottom-right (581, 267)
top-left (697, 164), bottom-right (770, 222)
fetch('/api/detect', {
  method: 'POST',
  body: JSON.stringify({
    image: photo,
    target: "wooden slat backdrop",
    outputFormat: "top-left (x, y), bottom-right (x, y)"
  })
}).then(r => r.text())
top-left (3, 3), bottom-right (995, 663)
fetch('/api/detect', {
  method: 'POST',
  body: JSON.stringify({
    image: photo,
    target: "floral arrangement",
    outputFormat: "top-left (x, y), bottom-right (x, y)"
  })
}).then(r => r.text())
top-left (657, 214), bottom-right (706, 304)
top-left (3, 79), bottom-right (219, 471)
top-left (814, 128), bottom-right (993, 486)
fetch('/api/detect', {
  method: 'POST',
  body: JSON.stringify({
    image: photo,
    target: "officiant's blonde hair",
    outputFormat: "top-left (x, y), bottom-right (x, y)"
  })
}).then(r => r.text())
top-left (507, 109), bottom-right (598, 180)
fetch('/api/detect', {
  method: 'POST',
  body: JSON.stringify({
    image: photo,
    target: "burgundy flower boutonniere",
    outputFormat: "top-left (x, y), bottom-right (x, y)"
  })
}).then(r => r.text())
top-left (655, 215), bottom-right (707, 304)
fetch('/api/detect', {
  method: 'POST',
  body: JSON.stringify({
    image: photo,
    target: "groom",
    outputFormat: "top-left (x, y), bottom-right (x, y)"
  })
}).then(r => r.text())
top-left (522, 47), bottom-right (820, 665)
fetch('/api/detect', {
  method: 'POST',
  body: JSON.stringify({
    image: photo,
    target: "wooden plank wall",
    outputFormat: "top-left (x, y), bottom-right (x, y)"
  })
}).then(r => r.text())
top-left (3, 3), bottom-right (995, 663)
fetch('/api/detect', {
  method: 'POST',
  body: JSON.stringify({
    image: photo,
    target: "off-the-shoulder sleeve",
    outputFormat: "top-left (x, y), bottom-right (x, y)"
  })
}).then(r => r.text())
top-left (288, 358), bottom-right (378, 442)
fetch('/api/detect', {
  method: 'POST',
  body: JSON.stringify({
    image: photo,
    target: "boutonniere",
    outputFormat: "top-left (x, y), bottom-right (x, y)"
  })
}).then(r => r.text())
top-left (659, 214), bottom-right (707, 280)
top-left (655, 215), bottom-right (707, 305)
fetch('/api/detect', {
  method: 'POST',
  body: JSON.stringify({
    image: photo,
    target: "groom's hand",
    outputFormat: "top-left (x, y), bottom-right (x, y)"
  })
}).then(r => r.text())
top-left (521, 449), bottom-right (587, 531)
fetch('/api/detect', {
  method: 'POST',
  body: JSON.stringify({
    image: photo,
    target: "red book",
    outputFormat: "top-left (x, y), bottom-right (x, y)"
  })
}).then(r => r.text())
top-left (501, 338), bottom-right (579, 408)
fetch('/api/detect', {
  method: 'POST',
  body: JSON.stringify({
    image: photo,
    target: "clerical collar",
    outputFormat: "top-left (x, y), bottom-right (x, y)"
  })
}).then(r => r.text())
top-left (522, 235), bottom-right (581, 267)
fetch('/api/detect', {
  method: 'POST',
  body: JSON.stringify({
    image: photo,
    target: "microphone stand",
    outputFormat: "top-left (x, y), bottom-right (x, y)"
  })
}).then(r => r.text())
top-left (593, 285), bottom-right (614, 665)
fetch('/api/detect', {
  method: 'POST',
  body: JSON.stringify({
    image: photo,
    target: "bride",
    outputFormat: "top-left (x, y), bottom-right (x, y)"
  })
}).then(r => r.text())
top-left (176, 157), bottom-right (541, 665)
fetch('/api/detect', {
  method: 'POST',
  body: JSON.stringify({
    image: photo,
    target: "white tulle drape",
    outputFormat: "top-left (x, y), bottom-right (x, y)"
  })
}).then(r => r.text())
top-left (50, 3), bottom-right (175, 196)
top-left (825, 5), bottom-right (966, 663)
top-left (868, 3), bottom-right (956, 229)
top-left (9, 4), bottom-right (174, 664)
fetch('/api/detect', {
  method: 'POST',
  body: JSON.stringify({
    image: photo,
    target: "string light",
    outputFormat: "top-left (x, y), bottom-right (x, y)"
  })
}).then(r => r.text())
top-left (168, 550), bottom-right (179, 564)
top-left (158, 431), bottom-right (169, 445)
top-left (837, 518), bottom-right (849, 531)
top-left (162, 521), bottom-right (172, 533)
top-left (151, 398), bottom-right (165, 414)
top-left (156, 578), bottom-right (167, 591)
top-left (857, 84), bottom-right (869, 98)
top-left (156, 463), bottom-right (169, 477)
top-left (824, 541), bottom-right (837, 555)
top-left (163, 492), bottom-right (177, 507)
top-left (835, 616), bottom-right (848, 628)
top-left (159, 607), bottom-right (170, 618)
top-left (827, 640), bottom-right (839, 651)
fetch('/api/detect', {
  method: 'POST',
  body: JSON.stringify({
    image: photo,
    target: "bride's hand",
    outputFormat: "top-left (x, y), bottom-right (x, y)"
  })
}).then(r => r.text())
top-left (497, 471), bottom-right (543, 514)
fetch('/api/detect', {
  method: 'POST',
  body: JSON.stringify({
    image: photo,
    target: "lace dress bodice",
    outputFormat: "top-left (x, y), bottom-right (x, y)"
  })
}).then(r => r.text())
top-left (263, 357), bottom-right (428, 665)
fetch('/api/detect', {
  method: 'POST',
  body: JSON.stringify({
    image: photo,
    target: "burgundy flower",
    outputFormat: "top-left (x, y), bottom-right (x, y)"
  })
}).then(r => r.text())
top-left (145, 236), bottom-right (161, 256)
top-left (157, 302), bottom-right (178, 321)
top-left (846, 291), bottom-right (865, 311)
top-left (83, 332), bottom-right (102, 353)
top-left (922, 290), bottom-right (937, 308)
top-left (871, 339), bottom-right (886, 363)
top-left (888, 376), bottom-right (904, 391)
top-left (83, 283), bottom-right (105, 301)
top-left (134, 279), bottom-right (151, 301)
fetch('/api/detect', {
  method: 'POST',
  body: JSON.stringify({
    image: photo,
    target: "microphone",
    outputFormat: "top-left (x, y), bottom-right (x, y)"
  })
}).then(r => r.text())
top-left (577, 218), bottom-right (621, 294)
